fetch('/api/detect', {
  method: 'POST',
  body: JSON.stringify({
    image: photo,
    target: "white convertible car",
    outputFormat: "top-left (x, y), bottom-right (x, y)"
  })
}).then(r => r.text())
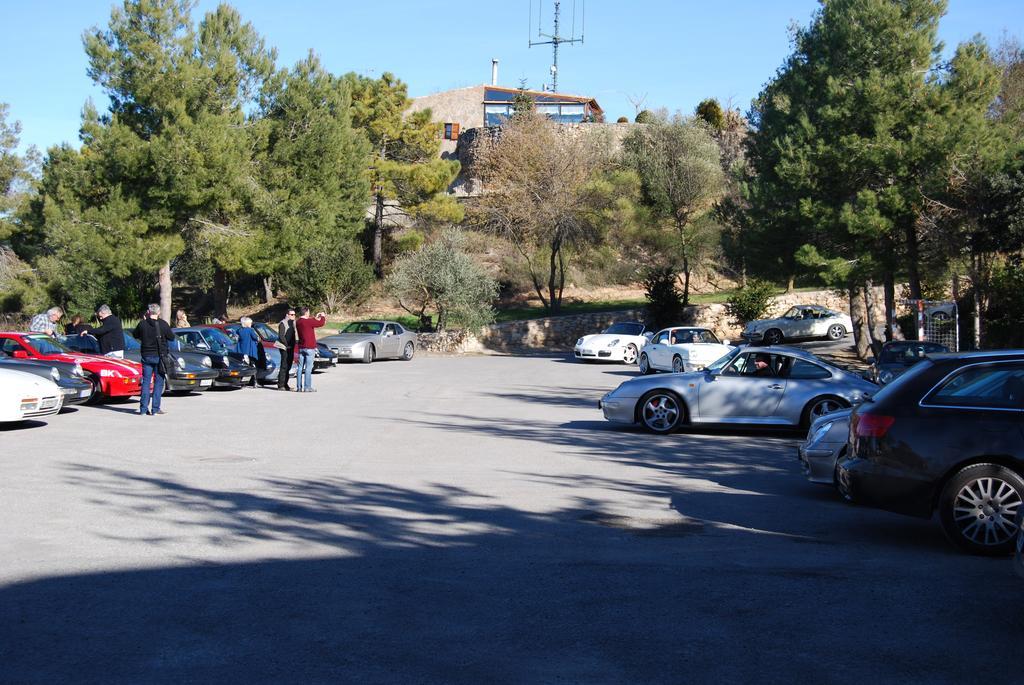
top-left (638, 327), bottom-right (735, 374)
top-left (0, 367), bottom-right (63, 423)
top-left (574, 322), bottom-right (650, 364)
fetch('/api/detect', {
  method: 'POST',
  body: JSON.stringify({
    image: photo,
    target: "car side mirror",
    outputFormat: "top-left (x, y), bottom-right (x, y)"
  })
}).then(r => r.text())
top-left (643, 332), bottom-right (654, 340)
top-left (12, 350), bottom-right (29, 359)
top-left (722, 339), bottom-right (730, 346)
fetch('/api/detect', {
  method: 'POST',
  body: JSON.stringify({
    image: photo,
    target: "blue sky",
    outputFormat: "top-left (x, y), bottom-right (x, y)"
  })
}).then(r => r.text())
top-left (2, 1), bottom-right (1021, 153)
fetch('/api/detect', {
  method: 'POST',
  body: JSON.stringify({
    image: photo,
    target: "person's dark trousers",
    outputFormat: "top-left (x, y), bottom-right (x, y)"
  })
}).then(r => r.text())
top-left (139, 355), bottom-right (165, 414)
top-left (278, 347), bottom-right (295, 389)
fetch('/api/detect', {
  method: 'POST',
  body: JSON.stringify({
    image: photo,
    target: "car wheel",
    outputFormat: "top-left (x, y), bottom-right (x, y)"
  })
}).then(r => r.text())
top-left (801, 395), bottom-right (848, 428)
top-left (623, 344), bottom-right (638, 365)
top-left (826, 324), bottom-right (846, 341)
top-left (402, 341), bottom-right (415, 361)
top-left (637, 390), bottom-right (686, 434)
top-left (939, 464), bottom-right (1024, 556)
top-left (671, 355), bottom-right (684, 373)
top-left (85, 373), bottom-right (103, 404)
top-left (638, 353), bottom-right (653, 375)
top-left (362, 344), bottom-right (375, 364)
top-left (763, 328), bottom-right (783, 346)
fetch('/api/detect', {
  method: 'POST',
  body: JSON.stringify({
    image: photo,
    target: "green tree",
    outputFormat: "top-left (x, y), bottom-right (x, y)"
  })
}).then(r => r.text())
top-left (695, 98), bottom-right (725, 130)
top-left (0, 104), bottom-right (36, 239)
top-left (622, 114), bottom-right (725, 306)
top-left (634, 109), bottom-right (655, 124)
top-left (346, 72), bottom-right (462, 276)
top-left (387, 229), bottom-right (498, 331)
top-left (725, 279), bottom-right (777, 327)
top-left (71, 0), bottom-right (276, 319)
top-left (276, 237), bottom-right (374, 313)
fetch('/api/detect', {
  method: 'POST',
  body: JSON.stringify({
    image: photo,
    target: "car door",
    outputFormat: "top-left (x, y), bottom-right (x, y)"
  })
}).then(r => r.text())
top-left (647, 329), bottom-right (671, 369)
top-left (696, 351), bottom-right (788, 422)
top-left (381, 324), bottom-right (401, 358)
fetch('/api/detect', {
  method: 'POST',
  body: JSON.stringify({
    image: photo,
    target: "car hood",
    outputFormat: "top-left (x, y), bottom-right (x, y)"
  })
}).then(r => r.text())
top-left (49, 352), bottom-right (142, 377)
top-left (578, 333), bottom-right (637, 347)
top-left (605, 371), bottom-right (705, 398)
top-left (744, 317), bottom-right (789, 330)
top-left (0, 367), bottom-right (59, 393)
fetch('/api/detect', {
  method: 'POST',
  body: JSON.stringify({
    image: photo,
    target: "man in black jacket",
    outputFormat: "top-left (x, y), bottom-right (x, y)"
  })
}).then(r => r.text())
top-left (277, 308), bottom-right (297, 391)
top-left (132, 304), bottom-right (175, 416)
top-left (81, 304), bottom-right (125, 358)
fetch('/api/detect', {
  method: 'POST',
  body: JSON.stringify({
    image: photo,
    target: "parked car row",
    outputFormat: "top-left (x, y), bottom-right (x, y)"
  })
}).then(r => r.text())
top-left (0, 319), bottom-right (416, 425)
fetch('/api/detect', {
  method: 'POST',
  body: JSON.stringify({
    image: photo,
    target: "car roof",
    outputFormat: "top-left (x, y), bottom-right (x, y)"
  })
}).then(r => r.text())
top-left (928, 350), bottom-right (1024, 362)
top-left (752, 345), bottom-right (824, 360)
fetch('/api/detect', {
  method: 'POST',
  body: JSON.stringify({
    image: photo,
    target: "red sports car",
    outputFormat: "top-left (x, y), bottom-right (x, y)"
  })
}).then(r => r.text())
top-left (0, 332), bottom-right (142, 401)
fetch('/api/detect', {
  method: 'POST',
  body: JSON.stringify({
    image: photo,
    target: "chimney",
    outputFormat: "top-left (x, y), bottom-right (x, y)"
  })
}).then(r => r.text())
top-left (491, 59), bottom-right (499, 86)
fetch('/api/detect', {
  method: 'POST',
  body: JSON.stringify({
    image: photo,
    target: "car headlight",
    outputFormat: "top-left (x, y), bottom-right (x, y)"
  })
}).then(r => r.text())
top-left (807, 421), bottom-right (834, 447)
top-left (576, 338), bottom-right (584, 347)
top-left (201, 356), bottom-right (213, 368)
top-left (176, 357), bottom-right (186, 370)
top-left (878, 369), bottom-right (894, 384)
top-left (73, 362), bottom-right (85, 377)
top-left (606, 338), bottom-right (620, 347)
top-left (50, 367), bottom-right (61, 382)
top-left (222, 356), bottom-right (229, 366)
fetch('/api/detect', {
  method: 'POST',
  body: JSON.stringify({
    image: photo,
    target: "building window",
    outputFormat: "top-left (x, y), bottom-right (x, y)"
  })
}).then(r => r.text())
top-left (443, 122), bottom-right (460, 140)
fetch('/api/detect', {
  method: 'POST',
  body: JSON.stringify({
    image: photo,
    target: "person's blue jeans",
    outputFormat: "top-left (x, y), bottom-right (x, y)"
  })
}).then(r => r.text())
top-left (297, 349), bottom-right (316, 391)
top-left (140, 355), bottom-right (165, 414)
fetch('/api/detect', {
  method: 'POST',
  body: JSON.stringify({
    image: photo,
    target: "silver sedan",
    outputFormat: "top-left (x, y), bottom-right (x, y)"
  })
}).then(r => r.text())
top-left (319, 321), bottom-right (417, 363)
top-left (599, 346), bottom-right (877, 433)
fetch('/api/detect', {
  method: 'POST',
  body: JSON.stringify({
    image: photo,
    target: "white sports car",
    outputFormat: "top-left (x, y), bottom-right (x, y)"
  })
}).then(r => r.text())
top-left (638, 327), bottom-right (735, 374)
top-left (741, 305), bottom-right (853, 345)
top-left (0, 367), bottom-right (64, 423)
top-left (574, 322), bottom-right (650, 364)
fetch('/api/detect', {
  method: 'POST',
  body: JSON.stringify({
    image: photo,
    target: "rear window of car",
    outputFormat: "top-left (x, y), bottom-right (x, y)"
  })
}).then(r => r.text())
top-left (787, 359), bottom-right (831, 380)
top-left (924, 362), bottom-right (1024, 410)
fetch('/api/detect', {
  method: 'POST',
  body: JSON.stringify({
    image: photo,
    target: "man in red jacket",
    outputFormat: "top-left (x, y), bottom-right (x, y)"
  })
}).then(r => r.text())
top-left (295, 307), bottom-right (326, 392)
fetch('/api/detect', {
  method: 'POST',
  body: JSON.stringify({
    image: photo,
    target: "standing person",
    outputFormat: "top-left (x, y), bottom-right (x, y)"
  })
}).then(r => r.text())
top-left (81, 304), bottom-right (125, 358)
top-left (295, 307), bottom-right (326, 392)
top-left (30, 307), bottom-right (63, 336)
top-left (64, 314), bottom-right (87, 336)
top-left (277, 308), bottom-right (297, 391)
top-left (132, 304), bottom-right (175, 416)
top-left (175, 309), bottom-right (190, 328)
top-left (235, 317), bottom-right (262, 387)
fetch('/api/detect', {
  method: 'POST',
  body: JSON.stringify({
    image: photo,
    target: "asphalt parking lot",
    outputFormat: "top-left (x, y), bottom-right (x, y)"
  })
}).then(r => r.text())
top-left (1, 352), bottom-right (1020, 684)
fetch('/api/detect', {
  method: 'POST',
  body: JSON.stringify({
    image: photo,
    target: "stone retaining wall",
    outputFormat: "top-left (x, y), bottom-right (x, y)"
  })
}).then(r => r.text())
top-left (418, 289), bottom-right (867, 354)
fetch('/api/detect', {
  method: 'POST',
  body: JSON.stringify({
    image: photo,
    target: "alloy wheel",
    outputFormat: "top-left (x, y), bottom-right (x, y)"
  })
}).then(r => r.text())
top-left (402, 342), bottom-right (415, 361)
top-left (953, 477), bottom-right (1022, 547)
top-left (641, 393), bottom-right (681, 433)
top-left (827, 324), bottom-right (846, 340)
top-left (638, 354), bottom-right (651, 375)
top-left (809, 397), bottom-right (843, 420)
top-left (672, 356), bottom-right (684, 373)
top-left (763, 329), bottom-right (783, 346)
top-left (623, 344), bottom-right (638, 365)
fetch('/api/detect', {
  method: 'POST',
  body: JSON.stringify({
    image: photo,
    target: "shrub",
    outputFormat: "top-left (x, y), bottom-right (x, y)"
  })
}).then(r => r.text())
top-left (634, 110), bottom-right (655, 124)
top-left (387, 229), bottom-right (498, 331)
top-left (643, 267), bottom-right (684, 329)
top-left (278, 238), bottom-right (374, 313)
top-left (616, 116), bottom-right (629, 124)
top-left (695, 98), bottom-right (725, 130)
top-left (725, 279), bottom-right (777, 326)
top-left (985, 259), bottom-right (1024, 348)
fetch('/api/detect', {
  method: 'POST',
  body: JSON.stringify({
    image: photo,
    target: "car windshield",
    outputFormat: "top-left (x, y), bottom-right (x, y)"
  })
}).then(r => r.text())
top-left (706, 347), bottom-right (741, 373)
top-left (25, 335), bottom-right (73, 355)
top-left (201, 328), bottom-right (236, 350)
top-left (343, 322), bottom-right (383, 334)
top-left (879, 342), bottom-right (947, 365)
top-left (603, 323), bottom-right (644, 336)
top-left (253, 322), bottom-right (279, 342)
top-left (670, 329), bottom-right (719, 345)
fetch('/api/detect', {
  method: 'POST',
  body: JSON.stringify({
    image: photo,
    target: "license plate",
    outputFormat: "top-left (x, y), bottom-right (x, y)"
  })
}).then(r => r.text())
top-left (79, 389), bottom-right (90, 398)
top-left (200, 380), bottom-right (213, 387)
top-left (41, 398), bottom-right (58, 409)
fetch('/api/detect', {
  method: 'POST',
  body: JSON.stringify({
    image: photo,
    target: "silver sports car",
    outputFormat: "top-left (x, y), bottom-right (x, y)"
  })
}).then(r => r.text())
top-left (741, 305), bottom-right (853, 345)
top-left (599, 346), bottom-right (877, 433)
top-left (798, 408), bottom-right (852, 485)
top-left (320, 321), bottom-right (417, 363)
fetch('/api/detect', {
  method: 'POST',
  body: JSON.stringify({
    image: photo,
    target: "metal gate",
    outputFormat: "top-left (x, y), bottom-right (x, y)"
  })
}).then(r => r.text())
top-left (899, 299), bottom-right (959, 351)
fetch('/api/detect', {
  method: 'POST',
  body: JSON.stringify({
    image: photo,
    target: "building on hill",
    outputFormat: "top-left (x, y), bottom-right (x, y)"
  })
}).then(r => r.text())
top-left (408, 83), bottom-right (604, 160)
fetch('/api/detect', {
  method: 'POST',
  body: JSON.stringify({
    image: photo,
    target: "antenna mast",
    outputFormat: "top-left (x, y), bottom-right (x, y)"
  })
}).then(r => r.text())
top-left (529, 0), bottom-right (584, 92)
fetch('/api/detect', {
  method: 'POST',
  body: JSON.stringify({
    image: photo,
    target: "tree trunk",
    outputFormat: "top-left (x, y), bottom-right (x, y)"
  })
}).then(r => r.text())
top-left (681, 256), bottom-right (692, 307)
top-left (786, 275), bottom-right (795, 293)
top-left (372, 190), bottom-right (385, 278)
top-left (548, 235), bottom-right (562, 314)
top-left (262, 276), bottom-right (274, 304)
top-left (883, 271), bottom-right (896, 341)
top-left (158, 261), bottom-right (172, 323)
top-left (212, 268), bottom-right (229, 318)
top-left (863, 280), bottom-right (882, 358)
top-left (905, 221), bottom-right (922, 300)
top-left (849, 284), bottom-right (872, 359)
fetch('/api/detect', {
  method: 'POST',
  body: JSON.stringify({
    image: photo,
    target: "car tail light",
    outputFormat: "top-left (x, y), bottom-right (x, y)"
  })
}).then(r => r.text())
top-left (854, 414), bottom-right (895, 438)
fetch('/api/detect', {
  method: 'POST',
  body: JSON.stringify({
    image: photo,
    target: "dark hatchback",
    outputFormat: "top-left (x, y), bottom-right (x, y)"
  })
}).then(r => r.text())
top-left (838, 350), bottom-right (1024, 555)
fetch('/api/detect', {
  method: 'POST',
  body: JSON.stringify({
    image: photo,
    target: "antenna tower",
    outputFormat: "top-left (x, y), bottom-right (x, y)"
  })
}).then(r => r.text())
top-left (528, 0), bottom-right (584, 92)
